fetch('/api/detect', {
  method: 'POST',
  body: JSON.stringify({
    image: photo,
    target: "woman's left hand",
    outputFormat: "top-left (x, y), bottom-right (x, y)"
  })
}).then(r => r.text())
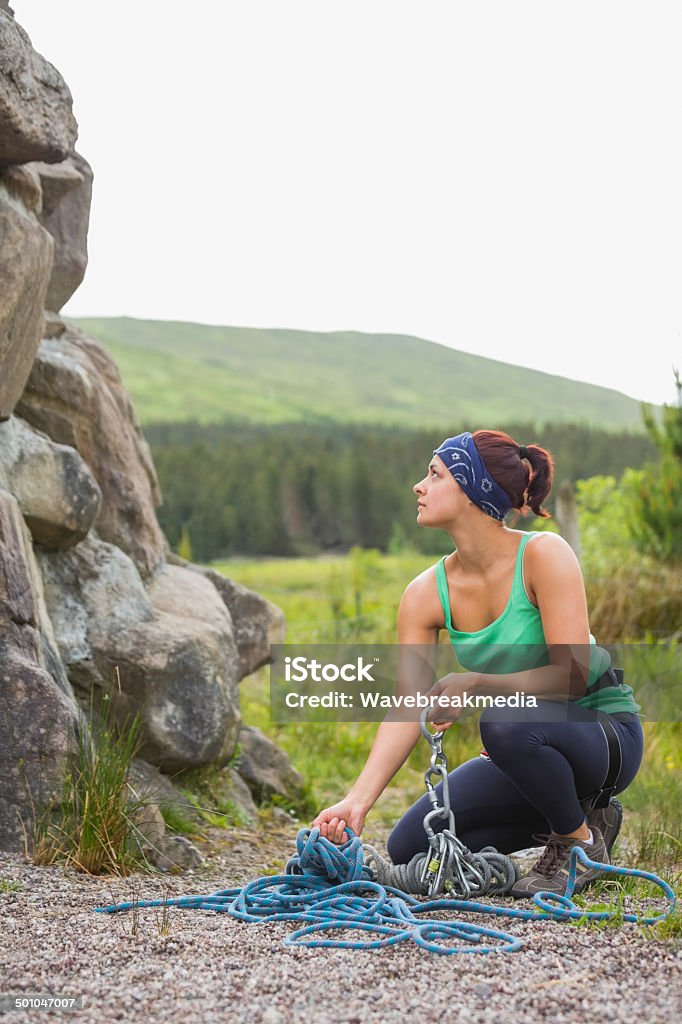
top-left (425, 672), bottom-right (479, 731)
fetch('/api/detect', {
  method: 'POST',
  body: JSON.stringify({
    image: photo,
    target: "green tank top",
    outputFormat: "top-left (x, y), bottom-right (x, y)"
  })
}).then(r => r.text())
top-left (434, 531), bottom-right (641, 716)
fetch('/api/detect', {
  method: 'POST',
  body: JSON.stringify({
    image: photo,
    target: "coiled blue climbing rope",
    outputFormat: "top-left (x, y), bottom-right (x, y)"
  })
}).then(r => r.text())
top-left (94, 825), bottom-right (676, 955)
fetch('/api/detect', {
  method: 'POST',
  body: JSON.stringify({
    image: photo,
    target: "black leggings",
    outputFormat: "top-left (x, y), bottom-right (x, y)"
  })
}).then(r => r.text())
top-left (386, 701), bottom-right (644, 865)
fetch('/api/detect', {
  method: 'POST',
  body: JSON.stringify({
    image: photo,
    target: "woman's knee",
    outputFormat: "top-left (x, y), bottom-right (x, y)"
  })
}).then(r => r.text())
top-left (386, 821), bottom-right (424, 865)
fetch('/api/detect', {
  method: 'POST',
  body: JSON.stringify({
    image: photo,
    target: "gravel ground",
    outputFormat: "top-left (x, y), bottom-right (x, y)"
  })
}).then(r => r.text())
top-left (0, 818), bottom-right (680, 1024)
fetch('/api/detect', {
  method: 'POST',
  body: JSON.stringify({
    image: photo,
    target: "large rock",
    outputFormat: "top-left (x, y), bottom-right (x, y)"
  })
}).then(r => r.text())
top-left (0, 487), bottom-right (71, 697)
top-left (0, 488), bottom-right (82, 853)
top-left (33, 152), bottom-right (93, 312)
top-left (0, 12), bottom-right (78, 166)
top-left (125, 756), bottom-right (205, 830)
top-left (209, 767), bottom-right (259, 824)
top-left (36, 531), bottom-right (155, 679)
top-left (169, 554), bottom-right (285, 679)
top-left (38, 538), bottom-right (242, 773)
top-left (0, 167), bottom-right (53, 421)
top-left (235, 724), bottom-right (306, 808)
top-left (0, 415), bottom-right (101, 548)
top-left (124, 756), bottom-right (206, 871)
top-left (17, 320), bottom-right (168, 578)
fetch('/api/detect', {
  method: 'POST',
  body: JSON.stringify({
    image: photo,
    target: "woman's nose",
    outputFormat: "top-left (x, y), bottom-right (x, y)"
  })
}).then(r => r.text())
top-left (413, 479), bottom-right (424, 495)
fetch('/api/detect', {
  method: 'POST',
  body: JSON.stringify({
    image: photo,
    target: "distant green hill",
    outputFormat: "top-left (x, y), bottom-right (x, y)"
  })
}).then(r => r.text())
top-left (73, 317), bottom-right (651, 432)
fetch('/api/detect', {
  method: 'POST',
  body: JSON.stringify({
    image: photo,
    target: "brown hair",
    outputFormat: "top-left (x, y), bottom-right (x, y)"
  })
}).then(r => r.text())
top-left (472, 429), bottom-right (554, 519)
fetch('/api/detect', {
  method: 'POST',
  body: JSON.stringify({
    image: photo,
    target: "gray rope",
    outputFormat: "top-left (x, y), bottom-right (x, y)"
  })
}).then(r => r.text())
top-left (362, 842), bottom-right (519, 898)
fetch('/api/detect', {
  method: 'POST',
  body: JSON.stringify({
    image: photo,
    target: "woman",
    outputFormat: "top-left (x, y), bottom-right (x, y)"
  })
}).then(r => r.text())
top-left (311, 429), bottom-right (644, 898)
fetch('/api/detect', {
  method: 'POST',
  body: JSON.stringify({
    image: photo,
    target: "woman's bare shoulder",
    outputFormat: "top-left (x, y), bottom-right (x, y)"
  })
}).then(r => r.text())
top-left (525, 530), bottom-right (578, 561)
top-left (398, 561), bottom-right (445, 630)
top-left (524, 531), bottom-right (583, 594)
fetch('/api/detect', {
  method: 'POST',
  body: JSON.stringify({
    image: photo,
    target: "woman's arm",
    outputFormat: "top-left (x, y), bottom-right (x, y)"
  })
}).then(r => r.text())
top-left (313, 573), bottom-right (441, 842)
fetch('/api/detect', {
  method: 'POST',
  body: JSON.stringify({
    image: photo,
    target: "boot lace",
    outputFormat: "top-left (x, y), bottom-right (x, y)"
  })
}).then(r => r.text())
top-left (529, 834), bottom-right (570, 878)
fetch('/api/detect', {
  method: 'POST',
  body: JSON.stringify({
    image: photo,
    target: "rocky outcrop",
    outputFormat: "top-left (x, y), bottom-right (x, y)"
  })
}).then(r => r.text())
top-left (213, 767), bottom-right (260, 823)
top-left (170, 554), bottom-right (285, 680)
top-left (38, 539), bottom-right (241, 773)
top-left (124, 757), bottom-right (206, 871)
top-left (0, 11), bottom-right (297, 860)
top-left (34, 152), bottom-right (93, 312)
top-left (0, 416), bottom-right (101, 548)
top-left (126, 757), bottom-right (205, 831)
top-left (0, 489), bottom-right (83, 852)
top-left (0, 11), bottom-right (78, 166)
top-left (17, 320), bottom-right (168, 579)
top-left (0, 167), bottom-right (53, 421)
top-left (235, 725), bottom-right (306, 808)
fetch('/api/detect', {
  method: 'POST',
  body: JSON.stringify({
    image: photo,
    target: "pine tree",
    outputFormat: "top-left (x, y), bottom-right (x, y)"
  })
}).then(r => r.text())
top-left (627, 369), bottom-right (682, 562)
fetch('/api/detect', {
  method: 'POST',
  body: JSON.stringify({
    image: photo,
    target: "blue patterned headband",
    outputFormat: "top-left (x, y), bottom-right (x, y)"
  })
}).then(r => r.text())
top-left (433, 432), bottom-right (513, 521)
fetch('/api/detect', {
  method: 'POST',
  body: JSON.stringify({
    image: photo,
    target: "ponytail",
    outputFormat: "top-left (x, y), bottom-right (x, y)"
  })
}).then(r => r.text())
top-left (472, 430), bottom-right (555, 519)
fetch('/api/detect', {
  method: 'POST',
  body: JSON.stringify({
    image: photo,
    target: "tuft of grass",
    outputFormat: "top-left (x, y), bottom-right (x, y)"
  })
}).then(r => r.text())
top-left (570, 892), bottom-right (628, 931)
top-left (0, 878), bottom-right (22, 893)
top-left (24, 674), bottom-right (156, 876)
top-left (153, 884), bottom-right (174, 937)
top-left (158, 802), bottom-right (202, 837)
top-left (571, 873), bottom-right (680, 940)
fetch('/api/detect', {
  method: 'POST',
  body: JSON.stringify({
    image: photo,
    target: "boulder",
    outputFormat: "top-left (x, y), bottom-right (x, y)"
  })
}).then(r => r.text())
top-left (0, 167), bottom-right (53, 421)
top-left (124, 756), bottom-right (206, 871)
top-left (216, 767), bottom-right (259, 823)
top-left (173, 763), bottom-right (259, 827)
top-left (0, 486), bottom-right (71, 696)
top-left (36, 531), bottom-right (155, 677)
top-left (33, 151), bottom-right (93, 312)
top-left (0, 488), bottom-right (82, 853)
top-left (0, 415), bottom-right (101, 548)
top-left (38, 538), bottom-right (242, 774)
top-left (149, 835), bottom-right (204, 873)
top-left (125, 756), bottom-right (205, 831)
top-left (17, 321), bottom-right (168, 578)
top-left (170, 554), bottom-right (285, 679)
top-left (0, 12), bottom-right (78, 166)
top-left (235, 724), bottom-right (306, 808)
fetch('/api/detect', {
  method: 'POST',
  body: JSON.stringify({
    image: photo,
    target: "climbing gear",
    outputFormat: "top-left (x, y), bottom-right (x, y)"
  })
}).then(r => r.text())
top-left (94, 823), bottom-right (676, 955)
top-left (362, 709), bottom-right (518, 898)
top-left (509, 826), bottom-right (610, 899)
top-left (93, 704), bottom-right (676, 954)
top-left (586, 797), bottom-right (623, 856)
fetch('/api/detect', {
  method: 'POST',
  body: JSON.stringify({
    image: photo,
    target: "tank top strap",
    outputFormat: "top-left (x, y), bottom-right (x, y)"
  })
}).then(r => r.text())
top-left (511, 530), bottom-right (538, 606)
top-left (434, 556), bottom-right (453, 632)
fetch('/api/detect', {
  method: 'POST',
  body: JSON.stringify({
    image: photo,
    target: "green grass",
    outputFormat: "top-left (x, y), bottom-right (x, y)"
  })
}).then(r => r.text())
top-left (73, 316), bottom-right (650, 432)
top-left (26, 683), bottom-right (153, 875)
top-left (0, 878), bottom-right (22, 893)
top-left (158, 802), bottom-right (203, 837)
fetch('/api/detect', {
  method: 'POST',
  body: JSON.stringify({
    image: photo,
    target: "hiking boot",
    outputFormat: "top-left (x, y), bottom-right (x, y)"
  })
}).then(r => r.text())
top-left (509, 825), bottom-right (609, 899)
top-left (583, 797), bottom-right (623, 857)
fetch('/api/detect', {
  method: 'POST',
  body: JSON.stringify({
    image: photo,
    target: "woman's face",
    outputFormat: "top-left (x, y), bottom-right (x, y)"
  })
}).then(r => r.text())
top-left (413, 454), bottom-right (463, 526)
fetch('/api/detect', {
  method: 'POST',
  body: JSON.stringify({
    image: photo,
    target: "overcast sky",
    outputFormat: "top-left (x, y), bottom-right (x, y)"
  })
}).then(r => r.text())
top-left (14, 1), bottom-right (682, 406)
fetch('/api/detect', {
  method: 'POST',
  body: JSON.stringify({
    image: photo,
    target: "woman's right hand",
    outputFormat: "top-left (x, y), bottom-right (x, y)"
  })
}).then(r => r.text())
top-left (310, 799), bottom-right (367, 845)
